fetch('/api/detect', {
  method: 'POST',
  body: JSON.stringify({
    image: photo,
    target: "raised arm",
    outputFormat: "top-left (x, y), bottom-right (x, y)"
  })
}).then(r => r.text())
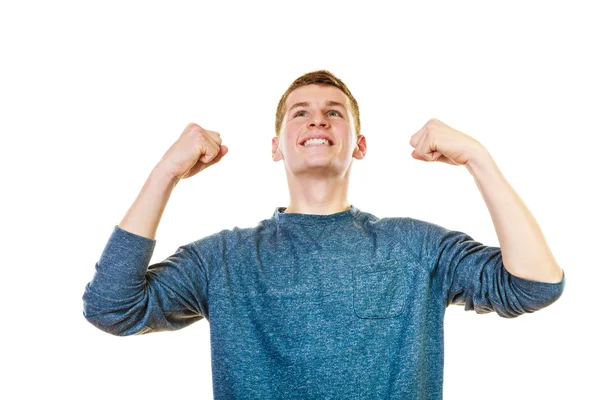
top-left (408, 118), bottom-right (564, 317)
top-left (82, 123), bottom-right (228, 335)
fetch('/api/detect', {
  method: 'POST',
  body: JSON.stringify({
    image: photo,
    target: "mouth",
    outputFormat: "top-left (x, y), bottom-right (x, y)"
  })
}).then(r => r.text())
top-left (300, 138), bottom-right (333, 147)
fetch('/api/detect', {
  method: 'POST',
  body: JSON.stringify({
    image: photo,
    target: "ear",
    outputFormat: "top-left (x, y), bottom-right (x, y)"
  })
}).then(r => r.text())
top-left (352, 135), bottom-right (367, 159)
top-left (272, 137), bottom-right (283, 161)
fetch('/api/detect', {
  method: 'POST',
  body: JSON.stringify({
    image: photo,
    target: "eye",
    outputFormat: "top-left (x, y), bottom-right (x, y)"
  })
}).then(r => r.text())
top-left (293, 110), bottom-right (342, 118)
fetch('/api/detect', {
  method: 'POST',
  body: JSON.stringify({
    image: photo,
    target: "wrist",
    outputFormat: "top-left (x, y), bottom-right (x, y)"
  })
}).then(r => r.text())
top-left (465, 146), bottom-right (493, 175)
top-left (151, 164), bottom-right (181, 186)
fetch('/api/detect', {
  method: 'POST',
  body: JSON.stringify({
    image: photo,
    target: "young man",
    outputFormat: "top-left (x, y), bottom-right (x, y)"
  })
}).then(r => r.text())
top-left (83, 70), bottom-right (565, 399)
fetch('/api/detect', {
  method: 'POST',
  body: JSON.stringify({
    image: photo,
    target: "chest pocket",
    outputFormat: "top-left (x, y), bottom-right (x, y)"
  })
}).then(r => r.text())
top-left (353, 259), bottom-right (408, 319)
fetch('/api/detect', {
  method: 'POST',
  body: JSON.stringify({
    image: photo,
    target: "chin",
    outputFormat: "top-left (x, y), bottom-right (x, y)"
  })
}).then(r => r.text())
top-left (290, 163), bottom-right (348, 177)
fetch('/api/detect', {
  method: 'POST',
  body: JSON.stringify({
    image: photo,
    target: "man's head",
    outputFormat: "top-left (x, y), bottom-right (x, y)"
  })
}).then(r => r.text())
top-left (274, 70), bottom-right (361, 138)
top-left (271, 70), bottom-right (366, 178)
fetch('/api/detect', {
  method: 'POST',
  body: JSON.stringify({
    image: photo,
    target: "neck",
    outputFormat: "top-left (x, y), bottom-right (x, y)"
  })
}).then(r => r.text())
top-left (283, 172), bottom-right (352, 215)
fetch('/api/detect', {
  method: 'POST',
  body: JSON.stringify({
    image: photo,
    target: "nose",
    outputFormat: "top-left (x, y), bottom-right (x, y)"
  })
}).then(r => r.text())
top-left (308, 112), bottom-right (330, 129)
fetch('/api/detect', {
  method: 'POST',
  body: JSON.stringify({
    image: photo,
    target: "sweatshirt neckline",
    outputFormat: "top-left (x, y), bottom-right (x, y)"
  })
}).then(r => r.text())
top-left (272, 205), bottom-right (359, 225)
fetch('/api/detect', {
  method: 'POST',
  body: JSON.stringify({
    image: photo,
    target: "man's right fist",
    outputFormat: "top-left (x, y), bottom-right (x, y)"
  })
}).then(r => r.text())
top-left (157, 123), bottom-right (228, 180)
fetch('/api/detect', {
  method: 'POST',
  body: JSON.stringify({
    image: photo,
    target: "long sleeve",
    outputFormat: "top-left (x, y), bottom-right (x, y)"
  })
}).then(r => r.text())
top-left (414, 219), bottom-right (565, 318)
top-left (82, 225), bottom-right (210, 336)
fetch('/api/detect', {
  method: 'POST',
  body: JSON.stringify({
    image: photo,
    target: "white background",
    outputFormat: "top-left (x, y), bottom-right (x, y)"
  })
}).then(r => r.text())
top-left (1, 1), bottom-right (598, 399)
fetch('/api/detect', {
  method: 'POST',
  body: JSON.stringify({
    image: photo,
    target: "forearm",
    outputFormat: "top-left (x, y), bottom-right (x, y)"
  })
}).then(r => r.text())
top-left (119, 165), bottom-right (180, 240)
top-left (465, 149), bottom-right (563, 283)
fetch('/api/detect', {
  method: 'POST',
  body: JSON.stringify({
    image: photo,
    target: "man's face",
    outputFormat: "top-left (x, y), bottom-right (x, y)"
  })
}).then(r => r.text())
top-left (272, 84), bottom-right (366, 177)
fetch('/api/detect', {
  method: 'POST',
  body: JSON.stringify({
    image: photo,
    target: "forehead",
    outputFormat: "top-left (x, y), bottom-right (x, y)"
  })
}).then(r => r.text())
top-left (285, 84), bottom-right (350, 110)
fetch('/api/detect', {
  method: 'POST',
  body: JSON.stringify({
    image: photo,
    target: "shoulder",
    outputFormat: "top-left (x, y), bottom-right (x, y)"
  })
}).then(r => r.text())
top-left (188, 218), bottom-right (273, 255)
top-left (358, 212), bottom-right (476, 256)
top-left (357, 210), bottom-right (440, 236)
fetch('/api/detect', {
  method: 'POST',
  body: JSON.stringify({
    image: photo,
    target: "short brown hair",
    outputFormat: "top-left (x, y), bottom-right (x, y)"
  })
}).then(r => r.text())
top-left (275, 69), bottom-right (360, 137)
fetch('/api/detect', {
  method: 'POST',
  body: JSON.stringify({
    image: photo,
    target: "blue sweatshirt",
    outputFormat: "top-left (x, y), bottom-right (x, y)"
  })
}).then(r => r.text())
top-left (82, 205), bottom-right (565, 399)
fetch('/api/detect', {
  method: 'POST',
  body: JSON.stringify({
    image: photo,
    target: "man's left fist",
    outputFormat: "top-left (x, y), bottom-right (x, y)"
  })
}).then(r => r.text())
top-left (409, 118), bottom-right (485, 166)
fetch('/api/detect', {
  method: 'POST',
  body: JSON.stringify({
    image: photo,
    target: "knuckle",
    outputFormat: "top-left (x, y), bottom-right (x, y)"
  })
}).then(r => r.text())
top-left (195, 129), bottom-right (211, 142)
top-left (185, 123), bottom-right (204, 137)
top-left (194, 123), bottom-right (208, 132)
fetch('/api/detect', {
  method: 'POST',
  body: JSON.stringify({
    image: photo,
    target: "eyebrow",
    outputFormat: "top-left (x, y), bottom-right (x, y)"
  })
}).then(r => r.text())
top-left (288, 101), bottom-right (347, 113)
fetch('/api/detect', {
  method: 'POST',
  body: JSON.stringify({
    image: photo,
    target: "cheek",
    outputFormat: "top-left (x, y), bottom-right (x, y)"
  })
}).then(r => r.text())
top-left (287, 120), bottom-right (302, 130)
top-left (284, 124), bottom-right (301, 139)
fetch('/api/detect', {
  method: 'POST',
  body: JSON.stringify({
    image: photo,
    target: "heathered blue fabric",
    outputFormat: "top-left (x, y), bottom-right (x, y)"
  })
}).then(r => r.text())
top-left (83, 205), bottom-right (565, 399)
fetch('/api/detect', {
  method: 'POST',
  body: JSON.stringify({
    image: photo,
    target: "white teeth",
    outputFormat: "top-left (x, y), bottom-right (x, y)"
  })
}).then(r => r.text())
top-left (303, 138), bottom-right (331, 146)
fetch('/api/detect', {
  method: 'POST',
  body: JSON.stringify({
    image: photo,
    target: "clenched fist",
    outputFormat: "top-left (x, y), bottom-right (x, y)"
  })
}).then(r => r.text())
top-left (157, 123), bottom-right (228, 180)
top-left (409, 118), bottom-right (485, 166)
